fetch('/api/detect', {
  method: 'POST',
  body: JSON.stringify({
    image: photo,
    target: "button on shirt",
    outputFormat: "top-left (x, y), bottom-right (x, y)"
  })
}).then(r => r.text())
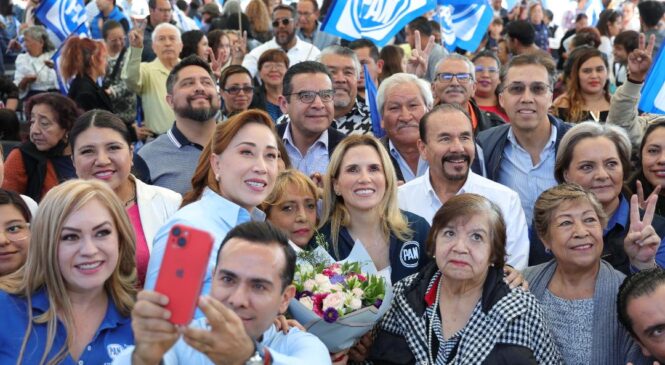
top-left (281, 120), bottom-right (331, 177)
top-left (498, 125), bottom-right (558, 224)
top-left (0, 289), bottom-right (133, 364)
top-left (388, 140), bottom-right (429, 183)
top-left (113, 323), bottom-right (331, 365)
top-left (242, 36), bottom-right (320, 78)
top-left (398, 170), bottom-right (530, 269)
top-left (144, 188), bottom-right (265, 319)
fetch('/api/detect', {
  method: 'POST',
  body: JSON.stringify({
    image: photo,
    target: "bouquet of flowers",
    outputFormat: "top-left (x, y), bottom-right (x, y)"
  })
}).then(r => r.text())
top-left (288, 236), bottom-right (393, 352)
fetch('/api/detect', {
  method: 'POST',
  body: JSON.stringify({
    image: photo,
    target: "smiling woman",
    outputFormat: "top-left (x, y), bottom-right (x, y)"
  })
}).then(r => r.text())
top-left (70, 110), bottom-right (182, 287)
top-left (143, 109), bottom-right (279, 316)
top-left (0, 179), bottom-right (136, 365)
top-left (315, 134), bottom-right (431, 285)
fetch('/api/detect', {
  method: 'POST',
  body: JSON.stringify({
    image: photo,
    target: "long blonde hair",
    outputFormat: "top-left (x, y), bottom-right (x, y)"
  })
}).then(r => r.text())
top-left (320, 135), bottom-right (411, 257)
top-left (3, 179), bottom-right (136, 365)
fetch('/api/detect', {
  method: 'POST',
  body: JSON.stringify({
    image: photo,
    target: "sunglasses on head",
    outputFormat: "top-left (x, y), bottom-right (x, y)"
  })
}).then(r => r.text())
top-left (272, 18), bottom-right (292, 27)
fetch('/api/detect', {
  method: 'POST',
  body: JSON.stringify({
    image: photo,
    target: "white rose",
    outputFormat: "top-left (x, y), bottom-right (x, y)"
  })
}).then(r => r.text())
top-left (303, 279), bottom-right (316, 292)
top-left (349, 297), bottom-right (362, 310)
top-left (300, 262), bottom-right (314, 275)
top-left (314, 274), bottom-right (332, 292)
top-left (299, 296), bottom-right (314, 310)
top-left (352, 288), bottom-right (364, 298)
top-left (323, 292), bottom-right (346, 310)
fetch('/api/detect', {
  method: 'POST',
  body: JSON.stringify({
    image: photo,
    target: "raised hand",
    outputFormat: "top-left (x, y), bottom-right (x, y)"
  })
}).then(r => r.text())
top-left (627, 33), bottom-right (655, 83)
top-left (131, 291), bottom-right (180, 365)
top-left (209, 47), bottom-right (223, 78)
top-left (624, 194), bottom-right (661, 270)
top-left (230, 31), bottom-right (248, 65)
top-left (406, 30), bottom-right (435, 79)
top-left (636, 180), bottom-right (661, 210)
top-left (182, 295), bottom-right (255, 365)
top-left (129, 19), bottom-right (147, 49)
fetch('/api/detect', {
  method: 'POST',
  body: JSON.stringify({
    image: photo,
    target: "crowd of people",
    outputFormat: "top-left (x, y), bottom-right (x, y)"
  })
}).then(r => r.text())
top-left (0, 0), bottom-right (665, 363)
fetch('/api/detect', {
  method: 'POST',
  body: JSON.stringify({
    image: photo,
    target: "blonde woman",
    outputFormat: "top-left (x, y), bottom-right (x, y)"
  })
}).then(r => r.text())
top-left (0, 179), bottom-right (136, 364)
top-left (316, 134), bottom-right (431, 284)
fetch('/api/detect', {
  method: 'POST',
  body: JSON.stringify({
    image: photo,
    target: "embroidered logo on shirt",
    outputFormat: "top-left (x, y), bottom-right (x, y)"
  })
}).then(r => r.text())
top-left (107, 344), bottom-right (125, 359)
top-left (399, 241), bottom-right (420, 268)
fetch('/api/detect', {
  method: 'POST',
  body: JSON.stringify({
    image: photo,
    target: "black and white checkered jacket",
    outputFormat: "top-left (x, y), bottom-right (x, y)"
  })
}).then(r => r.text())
top-left (368, 262), bottom-right (563, 364)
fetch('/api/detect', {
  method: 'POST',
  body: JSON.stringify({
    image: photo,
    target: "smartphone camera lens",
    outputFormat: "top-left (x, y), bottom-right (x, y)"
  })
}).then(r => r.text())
top-left (177, 237), bottom-right (186, 247)
top-left (172, 227), bottom-right (181, 236)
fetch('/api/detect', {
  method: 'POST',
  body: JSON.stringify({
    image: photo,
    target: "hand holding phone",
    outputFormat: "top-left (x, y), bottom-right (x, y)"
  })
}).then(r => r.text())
top-left (154, 224), bottom-right (213, 325)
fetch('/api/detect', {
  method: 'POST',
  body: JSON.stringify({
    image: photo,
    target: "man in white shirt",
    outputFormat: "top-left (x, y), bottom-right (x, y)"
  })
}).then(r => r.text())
top-left (114, 222), bottom-right (331, 365)
top-left (242, 5), bottom-right (320, 77)
top-left (398, 104), bottom-right (529, 269)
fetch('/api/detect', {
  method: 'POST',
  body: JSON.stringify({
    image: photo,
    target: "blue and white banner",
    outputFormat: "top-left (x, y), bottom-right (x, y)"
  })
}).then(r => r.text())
top-left (435, 0), bottom-right (493, 52)
top-left (321, 0), bottom-right (436, 47)
top-left (639, 38), bottom-right (665, 114)
top-left (34, 0), bottom-right (88, 42)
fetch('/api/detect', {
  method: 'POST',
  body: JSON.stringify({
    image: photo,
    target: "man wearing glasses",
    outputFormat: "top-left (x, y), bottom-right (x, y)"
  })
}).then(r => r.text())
top-left (477, 54), bottom-right (572, 224)
top-left (296, 0), bottom-right (339, 51)
top-left (431, 54), bottom-right (505, 134)
top-left (275, 61), bottom-right (345, 177)
top-left (242, 5), bottom-right (320, 78)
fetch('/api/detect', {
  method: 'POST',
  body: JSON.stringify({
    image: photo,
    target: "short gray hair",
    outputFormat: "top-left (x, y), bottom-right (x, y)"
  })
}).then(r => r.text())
top-left (434, 53), bottom-right (476, 81)
top-left (377, 73), bottom-right (433, 118)
top-left (317, 45), bottom-right (360, 79)
top-left (22, 25), bottom-right (55, 52)
top-left (152, 23), bottom-right (182, 43)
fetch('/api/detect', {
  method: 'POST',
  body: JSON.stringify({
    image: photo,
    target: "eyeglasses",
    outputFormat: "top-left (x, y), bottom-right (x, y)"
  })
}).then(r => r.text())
top-left (474, 66), bottom-right (498, 74)
top-left (285, 89), bottom-right (335, 104)
top-left (501, 82), bottom-right (552, 96)
top-left (224, 86), bottom-right (254, 95)
top-left (1, 223), bottom-right (30, 242)
top-left (435, 72), bottom-right (473, 84)
top-left (154, 7), bottom-right (172, 13)
top-left (272, 18), bottom-right (293, 28)
top-left (261, 62), bottom-right (287, 71)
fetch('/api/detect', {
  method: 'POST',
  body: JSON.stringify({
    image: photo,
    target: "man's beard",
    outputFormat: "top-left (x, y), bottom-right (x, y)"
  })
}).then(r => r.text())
top-left (441, 152), bottom-right (470, 181)
top-left (175, 101), bottom-right (219, 122)
top-left (275, 29), bottom-right (295, 48)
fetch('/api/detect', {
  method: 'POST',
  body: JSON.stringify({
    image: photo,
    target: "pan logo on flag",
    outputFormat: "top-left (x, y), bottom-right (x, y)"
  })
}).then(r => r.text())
top-left (350, 0), bottom-right (411, 33)
top-left (400, 241), bottom-right (420, 268)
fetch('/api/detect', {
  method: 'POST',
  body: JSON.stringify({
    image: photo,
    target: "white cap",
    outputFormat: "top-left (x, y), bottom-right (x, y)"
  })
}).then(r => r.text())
top-left (130, 0), bottom-right (149, 20)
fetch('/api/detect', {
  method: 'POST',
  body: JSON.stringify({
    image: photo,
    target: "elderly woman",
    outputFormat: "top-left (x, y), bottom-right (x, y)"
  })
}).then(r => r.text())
top-left (13, 25), bottom-right (58, 99)
top-left (549, 122), bottom-right (665, 273)
top-left (0, 180), bottom-right (136, 364)
top-left (369, 194), bottom-right (561, 364)
top-left (1, 93), bottom-right (82, 202)
top-left (255, 49), bottom-right (289, 121)
top-left (525, 183), bottom-right (652, 364)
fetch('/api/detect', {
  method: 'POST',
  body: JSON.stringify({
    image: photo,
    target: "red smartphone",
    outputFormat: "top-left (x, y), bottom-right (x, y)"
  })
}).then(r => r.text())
top-left (154, 224), bottom-right (213, 325)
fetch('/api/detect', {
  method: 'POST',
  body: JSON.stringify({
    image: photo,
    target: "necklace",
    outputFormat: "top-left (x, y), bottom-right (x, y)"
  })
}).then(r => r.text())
top-left (428, 274), bottom-right (444, 365)
top-left (123, 183), bottom-right (136, 207)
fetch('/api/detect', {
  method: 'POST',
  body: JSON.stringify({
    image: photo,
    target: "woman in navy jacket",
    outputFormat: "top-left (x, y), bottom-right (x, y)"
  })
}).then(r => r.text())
top-left (314, 135), bottom-right (431, 284)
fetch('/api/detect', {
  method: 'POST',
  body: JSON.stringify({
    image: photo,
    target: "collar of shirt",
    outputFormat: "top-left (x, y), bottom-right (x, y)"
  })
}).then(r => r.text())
top-left (297, 21), bottom-right (320, 42)
top-left (605, 194), bottom-right (629, 234)
top-left (31, 288), bottom-right (129, 330)
top-left (167, 122), bottom-right (204, 150)
top-left (199, 187), bottom-right (265, 225)
top-left (388, 140), bottom-right (428, 179)
top-left (506, 122), bottom-right (558, 164)
top-left (282, 121), bottom-right (329, 153)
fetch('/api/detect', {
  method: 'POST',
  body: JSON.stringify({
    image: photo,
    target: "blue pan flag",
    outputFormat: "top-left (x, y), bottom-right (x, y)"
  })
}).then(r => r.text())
top-left (321, 0), bottom-right (436, 47)
top-left (435, 0), bottom-right (494, 52)
top-left (34, 0), bottom-right (88, 42)
top-left (639, 38), bottom-right (665, 114)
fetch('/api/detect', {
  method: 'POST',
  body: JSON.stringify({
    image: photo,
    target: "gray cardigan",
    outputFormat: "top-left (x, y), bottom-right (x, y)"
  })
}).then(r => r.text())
top-left (523, 260), bottom-right (648, 365)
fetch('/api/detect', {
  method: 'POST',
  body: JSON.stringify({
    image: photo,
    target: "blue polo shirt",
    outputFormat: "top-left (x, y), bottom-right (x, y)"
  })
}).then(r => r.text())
top-left (0, 288), bottom-right (133, 364)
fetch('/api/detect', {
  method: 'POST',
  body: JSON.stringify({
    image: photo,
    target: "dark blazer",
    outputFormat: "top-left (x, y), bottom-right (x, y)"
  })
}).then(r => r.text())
top-left (275, 121), bottom-right (346, 157)
top-left (68, 75), bottom-right (114, 112)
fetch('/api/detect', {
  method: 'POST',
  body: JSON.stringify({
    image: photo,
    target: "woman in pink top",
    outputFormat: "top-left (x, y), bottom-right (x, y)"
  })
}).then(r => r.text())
top-left (70, 110), bottom-right (181, 287)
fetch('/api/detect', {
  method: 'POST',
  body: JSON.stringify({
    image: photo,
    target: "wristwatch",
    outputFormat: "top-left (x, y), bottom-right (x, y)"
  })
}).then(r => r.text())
top-left (245, 342), bottom-right (272, 365)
